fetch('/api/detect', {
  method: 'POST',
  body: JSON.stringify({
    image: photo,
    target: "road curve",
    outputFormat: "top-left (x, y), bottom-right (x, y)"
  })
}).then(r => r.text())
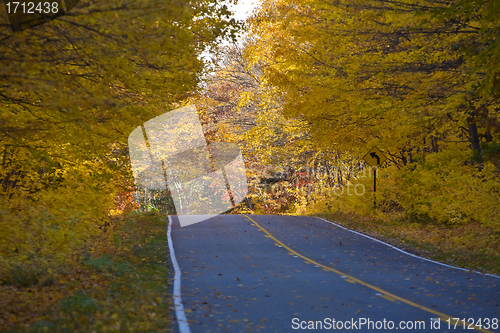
top-left (168, 215), bottom-right (500, 333)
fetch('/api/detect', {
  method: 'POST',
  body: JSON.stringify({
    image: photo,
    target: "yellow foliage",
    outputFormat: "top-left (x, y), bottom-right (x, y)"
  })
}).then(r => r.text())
top-left (397, 146), bottom-right (500, 230)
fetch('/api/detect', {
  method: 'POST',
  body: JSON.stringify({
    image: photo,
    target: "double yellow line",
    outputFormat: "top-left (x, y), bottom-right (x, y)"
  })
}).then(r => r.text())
top-left (244, 215), bottom-right (494, 333)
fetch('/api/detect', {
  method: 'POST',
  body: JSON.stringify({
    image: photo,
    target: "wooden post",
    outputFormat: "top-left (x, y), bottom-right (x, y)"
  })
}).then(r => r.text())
top-left (373, 168), bottom-right (377, 209)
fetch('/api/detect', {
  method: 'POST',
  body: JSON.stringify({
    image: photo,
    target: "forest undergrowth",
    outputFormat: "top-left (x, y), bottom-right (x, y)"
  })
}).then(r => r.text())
top-left (0, 211), bottom-right (171, 333)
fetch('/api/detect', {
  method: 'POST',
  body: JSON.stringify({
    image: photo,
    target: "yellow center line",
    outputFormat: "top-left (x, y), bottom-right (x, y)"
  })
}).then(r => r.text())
top-left (244, 215), bottom-right (494, 333)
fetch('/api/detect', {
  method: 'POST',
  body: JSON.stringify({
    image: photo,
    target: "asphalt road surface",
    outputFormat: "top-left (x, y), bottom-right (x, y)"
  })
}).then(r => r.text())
top-left (168, 215), bottom-right (500, 333)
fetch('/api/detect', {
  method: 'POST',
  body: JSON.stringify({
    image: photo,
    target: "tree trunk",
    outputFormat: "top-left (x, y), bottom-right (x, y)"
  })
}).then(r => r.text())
top-left (467, 115), bottom-right (482, 154)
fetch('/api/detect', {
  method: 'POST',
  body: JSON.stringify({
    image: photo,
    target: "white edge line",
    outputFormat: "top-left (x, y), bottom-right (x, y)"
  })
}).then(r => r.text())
top-left (316, 217), bottom-right (500, 280)
top-left (167, 216), bottom-right (191, 333)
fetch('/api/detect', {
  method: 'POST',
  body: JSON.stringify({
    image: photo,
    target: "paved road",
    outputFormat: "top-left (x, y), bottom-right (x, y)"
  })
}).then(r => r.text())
top-left (168, 215), bottom-right (500, 332)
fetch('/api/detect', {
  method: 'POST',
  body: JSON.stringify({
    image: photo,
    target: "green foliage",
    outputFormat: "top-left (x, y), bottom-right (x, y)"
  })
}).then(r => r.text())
top-left (1, 264), bottom-right (42, 288)
top-left (83, 255), bottom-right (131, 276)
top-left (59, 291), bottom-right (99, 321)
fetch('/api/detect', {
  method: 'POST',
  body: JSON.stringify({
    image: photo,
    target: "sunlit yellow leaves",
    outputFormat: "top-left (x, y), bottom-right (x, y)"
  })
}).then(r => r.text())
top-left (0, 1), bottom-right (241, 329)
top-left (242, 0), bottom-right (500, 231)
top-left (246, 0), bottom-right (481, 156)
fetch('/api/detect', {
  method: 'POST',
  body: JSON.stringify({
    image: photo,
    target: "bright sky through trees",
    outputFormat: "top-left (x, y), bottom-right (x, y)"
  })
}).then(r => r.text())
top-left (228, 0), bottom-right (259, 21)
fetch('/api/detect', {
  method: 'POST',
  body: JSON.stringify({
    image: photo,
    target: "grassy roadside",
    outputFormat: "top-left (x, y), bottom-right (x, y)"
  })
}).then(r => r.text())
top-left (1, 211), bottom-right (172, 333)
top-left (313, 211), bottom-right (500, 276)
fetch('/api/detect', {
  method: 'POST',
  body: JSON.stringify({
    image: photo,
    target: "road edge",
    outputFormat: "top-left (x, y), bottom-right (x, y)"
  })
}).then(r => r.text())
top-left (167, 215), bottom-right (191, 333)
top-left (316, 217), bottom-right (500, 279)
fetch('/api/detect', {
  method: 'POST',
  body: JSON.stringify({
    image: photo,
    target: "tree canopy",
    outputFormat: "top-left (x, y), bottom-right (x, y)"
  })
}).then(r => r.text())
top-left (234, 0), bottom-right (500, 227)
top-left (0, 0), bottom-right (240, 277)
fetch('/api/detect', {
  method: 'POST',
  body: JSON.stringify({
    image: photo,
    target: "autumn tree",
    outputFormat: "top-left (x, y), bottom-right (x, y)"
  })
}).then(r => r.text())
top-left (244, 0), bottom-right (500, 227)
top-left (197, 42), bottom-right (357, 213)
top-left (0, 0), bottom-right (240, 282)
